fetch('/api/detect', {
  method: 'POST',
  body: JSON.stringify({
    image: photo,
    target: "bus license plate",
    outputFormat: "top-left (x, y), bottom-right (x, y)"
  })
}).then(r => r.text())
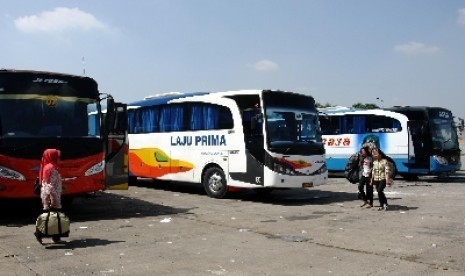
top-left (302, 182), bottom-right (313, 188)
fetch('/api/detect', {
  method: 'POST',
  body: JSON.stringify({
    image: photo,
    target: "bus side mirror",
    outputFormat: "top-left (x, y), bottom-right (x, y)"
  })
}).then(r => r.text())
top-left (105, 98), bottom-right (116, 133)
top-left (114, 104), bottom-right (128, 133)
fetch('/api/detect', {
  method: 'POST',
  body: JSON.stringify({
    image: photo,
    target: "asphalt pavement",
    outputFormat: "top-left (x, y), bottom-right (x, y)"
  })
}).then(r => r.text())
top-left (1, 166), bottom-right (465, 276)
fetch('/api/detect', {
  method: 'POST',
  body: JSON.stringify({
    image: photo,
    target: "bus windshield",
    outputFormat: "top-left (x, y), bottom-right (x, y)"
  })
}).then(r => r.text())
top-left (266, 109), bottom-right (320, 143)
top-left (428, 109), bottom-right (459, 151)
top-left (430, 119), bottom-right (459, 150)
top-left (0, 95), bottom-right (100, 138)
top-left (262, 91), bottom-right (321, 145)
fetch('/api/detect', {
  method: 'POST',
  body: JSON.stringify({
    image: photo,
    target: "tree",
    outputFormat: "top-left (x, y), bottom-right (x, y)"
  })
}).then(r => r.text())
top-left (351, 103), bottom-right (379, 109)
top-left (315, 102), bottom-right (379, 109)
top-left (315, 102), bottom-right (333, 108)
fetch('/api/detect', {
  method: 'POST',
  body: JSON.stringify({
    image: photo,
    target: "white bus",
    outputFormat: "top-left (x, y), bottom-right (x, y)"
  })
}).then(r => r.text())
top-left (319, 106), bottom-right (461, 179)
top-left (127, 90), bottom-right (328, 198)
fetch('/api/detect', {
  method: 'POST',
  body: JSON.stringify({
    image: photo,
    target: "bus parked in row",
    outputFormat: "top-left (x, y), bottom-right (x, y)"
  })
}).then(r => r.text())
top-left (0, 69), bottom-right (128, 199)
top-left (385, 106), bottom-right (461, 177)
top-left (127, 90), bottom-right (327, 198)
top-left (319, 106), bottom-right (461, 179)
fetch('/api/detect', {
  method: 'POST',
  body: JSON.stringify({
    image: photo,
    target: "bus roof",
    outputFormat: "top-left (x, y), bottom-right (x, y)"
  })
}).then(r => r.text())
top-left (385, 106), bottom-right (451, 113)
top-left (128, 91), bottom-right (211, 108)
top-left (0, 68), bottom-right (96, 82)
top-left (127, 89), bottom-right (312, 109)
top-left (384, 106), bottom-right (455, 121)
top-left (318, 107), bottom-right (409, 121)
top-left (0, 68), bottom-right (99, 98)
top-left (318, 106), bottom-right (354, 113)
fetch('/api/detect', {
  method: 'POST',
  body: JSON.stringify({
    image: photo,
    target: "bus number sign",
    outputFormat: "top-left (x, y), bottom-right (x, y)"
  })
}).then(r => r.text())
top-left (437, 111), bottom-right (450, 119)
top-left (45, 96), bottom-right (58, 107)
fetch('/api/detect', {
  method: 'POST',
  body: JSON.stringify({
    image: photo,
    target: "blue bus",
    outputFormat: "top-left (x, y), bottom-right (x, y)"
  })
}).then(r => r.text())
top-left (319, 106), bottom-right (461, 179)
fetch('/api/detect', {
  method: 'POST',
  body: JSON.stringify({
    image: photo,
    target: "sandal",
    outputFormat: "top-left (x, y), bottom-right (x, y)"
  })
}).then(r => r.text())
top-left (360, 202), bottom-right (368, 207)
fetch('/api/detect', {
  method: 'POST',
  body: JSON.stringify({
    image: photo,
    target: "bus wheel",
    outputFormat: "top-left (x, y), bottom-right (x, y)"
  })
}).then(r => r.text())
top-left (203, 167), bottom-right (228, 199)
top-left (128, 176), bottom-right (138, 185)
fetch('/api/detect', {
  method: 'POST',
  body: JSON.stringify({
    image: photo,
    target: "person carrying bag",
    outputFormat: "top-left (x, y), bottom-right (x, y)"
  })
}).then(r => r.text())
top-left (34, 149), bottom-right (70, 244)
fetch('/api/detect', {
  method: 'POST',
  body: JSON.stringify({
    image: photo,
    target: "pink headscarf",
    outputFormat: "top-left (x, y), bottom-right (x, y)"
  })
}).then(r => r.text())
top-left (39, 149), bottom-right (61, 184)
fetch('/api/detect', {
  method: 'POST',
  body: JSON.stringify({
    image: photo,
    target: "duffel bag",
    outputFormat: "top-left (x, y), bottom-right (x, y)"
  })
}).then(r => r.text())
top-left (35, 210), bottom-right (70, 238)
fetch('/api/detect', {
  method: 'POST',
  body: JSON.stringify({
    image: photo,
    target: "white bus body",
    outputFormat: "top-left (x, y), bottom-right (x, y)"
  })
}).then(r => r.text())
top-left (128, 90), bottom-right (327, 198)
top-left (320, 106), bottom-right (461, 178)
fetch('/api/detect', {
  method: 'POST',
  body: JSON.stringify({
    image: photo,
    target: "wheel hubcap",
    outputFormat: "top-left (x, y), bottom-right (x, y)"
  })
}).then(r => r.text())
top-left (208, 173), bottom-right (223, 192)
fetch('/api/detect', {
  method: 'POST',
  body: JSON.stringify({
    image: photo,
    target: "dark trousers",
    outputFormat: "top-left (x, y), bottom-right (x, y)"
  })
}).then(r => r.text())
top-left (358, 176), bottom-right (372, 203)
top-left (374, 180), bottom-right (388, 206)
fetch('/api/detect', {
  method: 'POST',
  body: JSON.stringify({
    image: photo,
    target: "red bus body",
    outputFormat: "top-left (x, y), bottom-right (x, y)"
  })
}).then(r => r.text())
top-left (0, 69), bottom-right (128, 198)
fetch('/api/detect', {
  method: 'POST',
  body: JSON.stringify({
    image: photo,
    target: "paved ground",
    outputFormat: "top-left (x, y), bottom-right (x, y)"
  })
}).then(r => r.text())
top-left (1, 167), bottom-right (465, 276)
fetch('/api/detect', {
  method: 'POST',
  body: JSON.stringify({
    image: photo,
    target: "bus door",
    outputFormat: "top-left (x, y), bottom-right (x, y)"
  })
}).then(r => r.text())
top-left (407, 120), bottom-right (429, 169)
top-left (238, 108), bottom-right (265, 186)
top-left (104, 101), bottom-right (129, 190)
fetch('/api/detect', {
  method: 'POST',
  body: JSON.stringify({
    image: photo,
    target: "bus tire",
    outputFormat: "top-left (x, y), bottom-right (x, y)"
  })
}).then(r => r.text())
top-left (128, 176), bottom-right (138, 185)
top-left (203, 167), bottom-right (228, 199)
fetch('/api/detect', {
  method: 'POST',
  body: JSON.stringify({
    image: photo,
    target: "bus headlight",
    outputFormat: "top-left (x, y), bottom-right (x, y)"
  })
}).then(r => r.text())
top-left (0, 166), bottom-right (26, 181)
top-left (310, 164), bottom-right (327, 176)
top-left (273, 163), bottom-right (286, 174)
top-left (85, 161), bottom-right (105, 176)
top-left (433, 155), bottom-right (448, 165)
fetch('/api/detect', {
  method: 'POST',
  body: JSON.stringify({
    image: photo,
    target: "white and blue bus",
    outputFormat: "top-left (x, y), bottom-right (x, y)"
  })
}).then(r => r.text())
top-left (319, 106), bottom-right (461, 179)
top-left (127, 90), bottom-right (328, 198)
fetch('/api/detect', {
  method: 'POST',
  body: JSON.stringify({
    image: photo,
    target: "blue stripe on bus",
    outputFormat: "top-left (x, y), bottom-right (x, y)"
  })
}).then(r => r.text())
top-left (429, 157), bottom-right (462, 173)
top-left (328, 155), bottom-right (461, 176)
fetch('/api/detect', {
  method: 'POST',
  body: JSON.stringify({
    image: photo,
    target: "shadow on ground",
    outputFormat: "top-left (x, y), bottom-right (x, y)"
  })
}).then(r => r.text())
top-left (43, 238), bottom-right (124, 250)
top-left (0, 192), bottom-right (192, 227)
top-left (132, 178), bottom-right (360, 207)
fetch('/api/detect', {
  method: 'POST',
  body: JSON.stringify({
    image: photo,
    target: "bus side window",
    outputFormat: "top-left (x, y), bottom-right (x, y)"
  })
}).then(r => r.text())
top-left (319, 116), bottom-right (330, 135)
top-left (352, 115), bottom-right (366, 134)
top-left (392, 118), bottom-right (401, 132)
top-left (159, 105), bottom-right (172, 132)
top-left (188, 103), bottom-right (232, 131)
top-left (322, 115), bottom-right (341, 135)
top-left (218, 106), bottom-right (234, 129)
top-left (334, 116), bottom-right (342, 134)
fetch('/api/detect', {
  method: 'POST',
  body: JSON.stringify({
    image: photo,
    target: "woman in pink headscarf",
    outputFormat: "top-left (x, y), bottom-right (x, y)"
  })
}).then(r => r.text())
top-left (39, 149), bottom-right (63, 210)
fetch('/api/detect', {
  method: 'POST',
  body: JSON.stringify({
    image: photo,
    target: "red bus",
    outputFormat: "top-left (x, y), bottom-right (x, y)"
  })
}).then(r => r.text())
top-left (0, 69), bottom-right (128, 199)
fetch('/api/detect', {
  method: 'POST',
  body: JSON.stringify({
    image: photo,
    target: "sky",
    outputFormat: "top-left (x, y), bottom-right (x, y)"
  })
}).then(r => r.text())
top-left (2, 1), bottom-right (465, 119)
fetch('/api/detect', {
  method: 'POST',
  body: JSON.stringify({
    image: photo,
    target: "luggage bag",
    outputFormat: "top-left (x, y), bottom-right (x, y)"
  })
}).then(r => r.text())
top-left (35, 210), bottom-right (70, 238)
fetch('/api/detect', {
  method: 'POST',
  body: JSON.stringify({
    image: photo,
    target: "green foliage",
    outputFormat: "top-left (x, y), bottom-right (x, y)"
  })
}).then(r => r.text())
top-left (316, 102), bottom-right (379, 109)
top-left (315, 102), bottom-right (334, 108)
top-left (351, 103), bottom-right (380, 109)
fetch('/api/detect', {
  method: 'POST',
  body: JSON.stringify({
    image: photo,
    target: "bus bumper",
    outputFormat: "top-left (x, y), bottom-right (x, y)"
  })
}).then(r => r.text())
top-left (264, 171), bottom-right (328, 188)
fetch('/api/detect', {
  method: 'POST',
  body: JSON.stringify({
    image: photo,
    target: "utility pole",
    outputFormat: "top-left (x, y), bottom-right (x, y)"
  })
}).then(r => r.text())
top-left (82, 57), bottom-right (86, 76)
top-left (376, 97), bottom-right (384, 108)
